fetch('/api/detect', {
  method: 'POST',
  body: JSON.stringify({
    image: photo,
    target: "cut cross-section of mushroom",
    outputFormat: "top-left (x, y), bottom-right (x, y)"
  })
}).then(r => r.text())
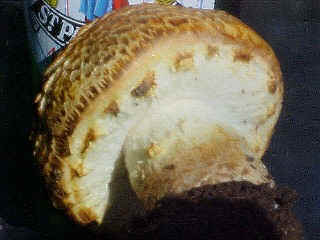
top-left (33, 3), bottom-right (283, 230)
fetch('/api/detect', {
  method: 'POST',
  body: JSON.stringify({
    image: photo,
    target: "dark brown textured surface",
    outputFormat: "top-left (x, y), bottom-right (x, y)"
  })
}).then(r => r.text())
top-left (129, 181), bottom-right (303, 240)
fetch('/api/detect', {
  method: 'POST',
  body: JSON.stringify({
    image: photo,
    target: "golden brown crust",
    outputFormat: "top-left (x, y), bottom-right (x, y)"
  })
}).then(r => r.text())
top-left (33, 3), bottom-right (282, 225)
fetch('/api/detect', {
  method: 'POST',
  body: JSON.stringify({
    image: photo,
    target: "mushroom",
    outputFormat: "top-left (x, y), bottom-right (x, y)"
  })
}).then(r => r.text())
top-left (33, 3), bottom-right (283, 232)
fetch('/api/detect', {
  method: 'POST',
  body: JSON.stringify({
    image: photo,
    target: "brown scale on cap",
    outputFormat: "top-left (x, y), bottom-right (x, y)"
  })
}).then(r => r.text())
top-left (233, 49), bottom-right (253, 63)
top-left (173, 52), bottom-right (194, 72)
top-left (207, 45), bottom-right (219, 59)
top-left (70, 162), bottom-right (88, 178)
top-left (268, 80), bottom-right (278, 94)
top-left (81, 128), bottom-right (96, 155)
top-left (131, 71), bottom-right (156, 97)
top-left (104, 100), bottom-right (120, 116)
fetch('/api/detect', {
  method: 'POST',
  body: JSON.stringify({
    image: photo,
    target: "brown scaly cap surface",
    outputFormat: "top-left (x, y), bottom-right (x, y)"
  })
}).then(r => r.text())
top-left (32, 3), bottom-right (283, 227)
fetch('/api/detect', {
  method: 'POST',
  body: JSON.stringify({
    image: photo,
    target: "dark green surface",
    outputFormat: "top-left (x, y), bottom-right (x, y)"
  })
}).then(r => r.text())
top-left (0, 0), bottom-right (319, 239)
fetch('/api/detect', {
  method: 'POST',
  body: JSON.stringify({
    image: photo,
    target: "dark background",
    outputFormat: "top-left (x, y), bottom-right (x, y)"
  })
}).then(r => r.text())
top-left (0, 0), bottom-right (319, 239)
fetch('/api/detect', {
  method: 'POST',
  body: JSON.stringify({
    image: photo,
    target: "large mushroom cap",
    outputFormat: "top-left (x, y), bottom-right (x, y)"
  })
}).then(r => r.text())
top-left (33, 3), bottom-right (283, 229)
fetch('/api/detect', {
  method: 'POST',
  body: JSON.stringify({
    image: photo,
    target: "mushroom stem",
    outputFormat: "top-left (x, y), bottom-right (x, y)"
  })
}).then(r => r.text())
top-left (124, 101), bottom-right (273, 209)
